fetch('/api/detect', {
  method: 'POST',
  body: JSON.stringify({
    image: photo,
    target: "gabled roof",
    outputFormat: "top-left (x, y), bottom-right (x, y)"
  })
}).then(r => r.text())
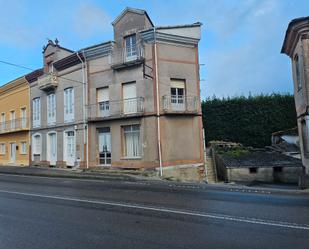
top-left (112, 7), bottom-right (154, 27)
top-left (42, 40), bottom-right (74, 54)
top-left (281, 16), bottom-right (309, 56)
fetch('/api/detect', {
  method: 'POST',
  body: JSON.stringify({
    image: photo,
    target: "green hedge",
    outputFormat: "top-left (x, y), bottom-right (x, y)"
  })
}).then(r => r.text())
top-left (202, 94), bottom-right (297, 148)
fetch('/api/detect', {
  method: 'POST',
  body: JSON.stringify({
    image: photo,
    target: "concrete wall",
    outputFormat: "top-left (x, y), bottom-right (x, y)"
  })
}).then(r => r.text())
top-left (226, 167), bottom-right (302, 184)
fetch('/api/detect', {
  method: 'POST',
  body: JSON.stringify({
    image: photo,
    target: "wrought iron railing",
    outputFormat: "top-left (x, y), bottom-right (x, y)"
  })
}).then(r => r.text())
top-left (0, 118), bottom-right (29, 133)
top-left (88, 97), bottom-right (145, 120)
top-left (162, 95), bottom-right (199, 113)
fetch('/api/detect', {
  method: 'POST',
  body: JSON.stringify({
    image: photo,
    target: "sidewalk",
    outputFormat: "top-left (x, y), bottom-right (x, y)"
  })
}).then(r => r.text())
top-left (0, 166), bottom-right (308, 195)
top-left (0, 166), bottom-right (157, 182)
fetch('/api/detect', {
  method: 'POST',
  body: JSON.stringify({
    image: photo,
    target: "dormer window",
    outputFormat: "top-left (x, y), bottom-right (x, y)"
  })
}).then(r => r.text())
top-left (125, 34), bottom-right (137, 61)
top-left (295, 54), bottom-right (302, 91)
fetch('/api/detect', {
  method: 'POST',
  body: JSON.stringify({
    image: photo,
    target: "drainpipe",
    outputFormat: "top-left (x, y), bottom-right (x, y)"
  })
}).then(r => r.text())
top-left (154, 30), bottom-right (163, 177)
top-left (83, 50), bottom-right (89, 170)
top-left (76, 51), bottom-right (88, 169)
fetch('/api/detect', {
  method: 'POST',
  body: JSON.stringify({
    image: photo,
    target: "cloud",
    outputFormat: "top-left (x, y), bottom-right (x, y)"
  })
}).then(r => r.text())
top-left (73, 3), bottom-right (111, 38)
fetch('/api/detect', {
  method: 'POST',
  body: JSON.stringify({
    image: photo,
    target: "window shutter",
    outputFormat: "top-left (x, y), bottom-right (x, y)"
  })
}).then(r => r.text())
top-left (170, 79), bottom-right (185, 89)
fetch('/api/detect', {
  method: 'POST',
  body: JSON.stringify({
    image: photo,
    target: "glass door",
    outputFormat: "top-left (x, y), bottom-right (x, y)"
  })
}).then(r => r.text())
top-left (98, 129), bottom-right (111, 166)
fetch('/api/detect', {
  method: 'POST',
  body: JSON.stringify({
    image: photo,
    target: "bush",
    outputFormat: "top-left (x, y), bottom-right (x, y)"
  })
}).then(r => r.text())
top-left (202, 93), bottom-right (297, 148)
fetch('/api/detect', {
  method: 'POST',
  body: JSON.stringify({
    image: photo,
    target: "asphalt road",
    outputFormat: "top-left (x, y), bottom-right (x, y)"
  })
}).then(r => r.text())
top-left (0, 174), bottom-right (308, 249)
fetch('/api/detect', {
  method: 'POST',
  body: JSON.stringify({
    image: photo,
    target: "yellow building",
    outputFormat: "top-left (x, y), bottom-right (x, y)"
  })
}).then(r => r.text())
top-left (0, 77), bottom-right (30, 166)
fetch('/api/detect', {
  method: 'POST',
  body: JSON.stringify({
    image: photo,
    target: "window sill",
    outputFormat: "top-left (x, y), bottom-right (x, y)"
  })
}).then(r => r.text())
top-left (121, 157), bottom-right (141, 160)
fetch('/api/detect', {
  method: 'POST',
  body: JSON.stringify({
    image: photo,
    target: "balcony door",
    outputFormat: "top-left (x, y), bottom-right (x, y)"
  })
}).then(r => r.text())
top-left (123, 82), bottom-right (137, 114)
top-left (10, 111), bottom-right (15, 130)
top-left (125, 34), bottom-right (137, 61)
top-left (97, 88), bottom-right (109, 117)
top-left (98, 128), bottom-right (111, 166)
top-left (21, 108), bottom-right (27, 128)
top-left (170, 79), bottom-right (185, 111)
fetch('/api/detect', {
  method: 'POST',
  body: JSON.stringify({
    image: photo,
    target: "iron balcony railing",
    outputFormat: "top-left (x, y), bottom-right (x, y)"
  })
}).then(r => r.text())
top-left (0, 118), bottom-right (29, 134)
top-left (38, 74), bottom-right (58, 91)
top-left (111, 44), bottom-right (144, 68)
top-left (88, 97), bottom-right (145, 120)
top-left (163, 95), bottom-right (199, 113)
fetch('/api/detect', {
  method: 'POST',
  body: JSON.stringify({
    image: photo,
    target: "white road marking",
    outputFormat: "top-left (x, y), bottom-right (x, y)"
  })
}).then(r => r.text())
top-left (0, 189), bottom-right (308, 231)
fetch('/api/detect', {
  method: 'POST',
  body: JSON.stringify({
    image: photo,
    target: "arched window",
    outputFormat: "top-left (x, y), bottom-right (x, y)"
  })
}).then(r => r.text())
top-left (32, 133), bottom-right (42, 155)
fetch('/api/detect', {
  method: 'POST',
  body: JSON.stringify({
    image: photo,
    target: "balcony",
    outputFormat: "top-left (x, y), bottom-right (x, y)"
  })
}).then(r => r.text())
top-left (88, 97), bottom-right (145, 121)
top-left (38, 74), bottom-right (58, 91)
top-left (111, 44), bottom-right (144, 69)
top-left (163, 95), bottom-right (199, 114)
top-left (0, 118), bottom-right (29, 134)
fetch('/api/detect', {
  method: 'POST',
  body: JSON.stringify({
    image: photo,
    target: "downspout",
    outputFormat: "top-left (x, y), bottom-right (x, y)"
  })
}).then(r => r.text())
top-left (83, 50), bottom-right (89, 170)
top-left (153, 28), bottom-right (163, 177)
top-left (76, 51), bottom-right (88, 169)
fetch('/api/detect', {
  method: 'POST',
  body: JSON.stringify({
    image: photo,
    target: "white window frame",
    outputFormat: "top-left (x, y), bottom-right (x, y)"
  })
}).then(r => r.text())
top-left (1, 113), bottom-right (5, 132)
top-left (0, 143), bottom-right (5, 155)
top-left (10, 110), bottom-right (15, 130)
top-left (125, 34), bottom-right (137, 61)
top-left (20, 141), bottom-right (27, 155)
top-left (63, 130), bottom-right (76, 166)
top-left (32, 133), bottom-right (42, 155)
top-left (123, 124), bottom-right (141, 159)
top-left (64, 88), bottom-right (74, 122)
top-left (47, 93), bottom-right (56, 125)
top-left (20, 107), bottom-right (27, 129)
top-left (32, 98), bottom-right (41, 128)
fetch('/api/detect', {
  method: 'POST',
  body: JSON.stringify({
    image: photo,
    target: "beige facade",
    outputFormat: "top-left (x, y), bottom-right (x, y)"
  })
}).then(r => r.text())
top-left (282, 17), bottom-right (309, 180)
top-left (3, 7), bottom-right (204, 174)
top-left (85, 8), bottom-right (204, 172)
top-left (0, 77), bottom-right (30, 166)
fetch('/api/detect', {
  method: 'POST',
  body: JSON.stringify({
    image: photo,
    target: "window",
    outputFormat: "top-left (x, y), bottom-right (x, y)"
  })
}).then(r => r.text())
top-left (274, 167), bottom-right (283, 173)
top-left (97, 88), bottom-right (109, 117)
top-left (0, 143), bottom-right (5, 155)
top-left (32, 98), bottom-right (41, 128)
top-left (20, 107), bottom-right (27, 128)
top-left (125, 34), bottom-right (137, 61)
top-left (10, 111), bottom-right (15, 129)
top-left (123, 82), bottom-right (137, 114)
top-left (301, 118), bottom-right (309, 156)
top-left (295, 54), bottom-right (303, 91)
top-left (123, 125), bottom-right (141, 158)
top-left (64, 88), bottom-right (74, 122)
top-left (170, 79), bottom-right (185, 110)
top-left (249, 167), bottom-right (258, 174)
top-left (33, 134), bottom-right (41, 155)
top-left (20, 142), bottom-right (27, 154)
top-left (47, 93), bottom-right (56, 125)
top-left (0, 113), bottom-right (5, 131)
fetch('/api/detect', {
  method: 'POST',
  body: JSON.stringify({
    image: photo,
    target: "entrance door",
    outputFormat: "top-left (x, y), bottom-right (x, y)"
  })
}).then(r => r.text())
top-left (64, 131), bottom-right (75, 166)
top-left (47, 133), bottom-right (57, 166)
top-left (10, 143), bottom-right (16, 163)
top-left (98, 129), bottom-right (111, 166)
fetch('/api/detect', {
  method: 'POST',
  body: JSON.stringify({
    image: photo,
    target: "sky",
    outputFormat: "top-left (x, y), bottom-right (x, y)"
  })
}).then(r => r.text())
top-left (0, 0), bottom-right (308, 100)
